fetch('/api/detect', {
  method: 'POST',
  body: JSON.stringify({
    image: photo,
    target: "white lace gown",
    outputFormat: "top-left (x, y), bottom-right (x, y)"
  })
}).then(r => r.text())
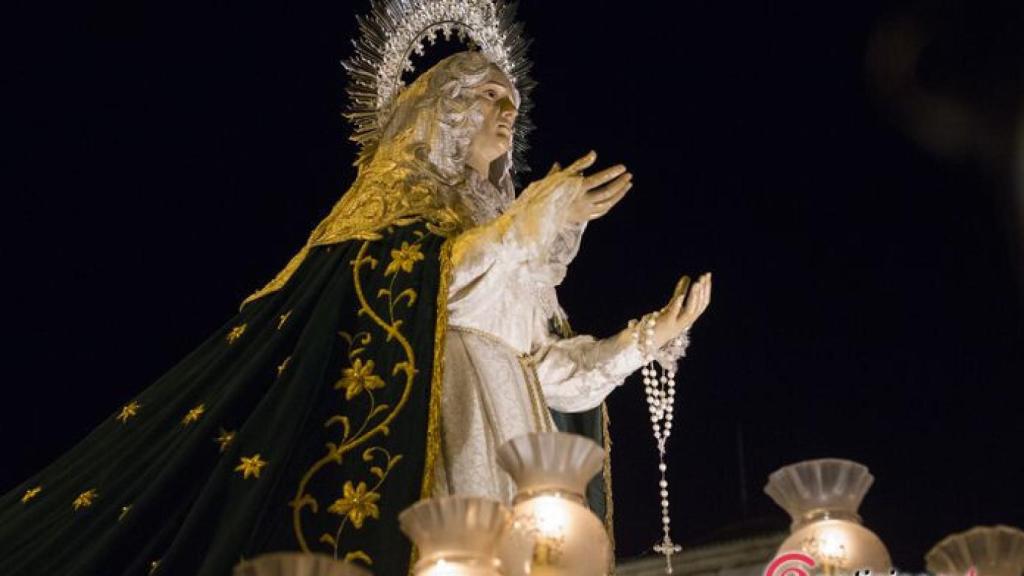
top-left (431, 171), bottom-right (671, 503)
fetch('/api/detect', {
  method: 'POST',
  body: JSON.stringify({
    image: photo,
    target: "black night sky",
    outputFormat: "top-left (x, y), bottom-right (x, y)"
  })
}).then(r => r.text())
top-left (4, 1), bottom-right (1023, 572)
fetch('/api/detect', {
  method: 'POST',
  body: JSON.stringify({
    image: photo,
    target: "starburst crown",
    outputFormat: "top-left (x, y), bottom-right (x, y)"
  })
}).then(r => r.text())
top-left (343, 0), bottom-right (535, 170)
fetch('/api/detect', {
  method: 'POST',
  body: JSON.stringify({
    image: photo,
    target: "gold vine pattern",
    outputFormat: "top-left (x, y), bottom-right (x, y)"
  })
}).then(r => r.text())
top-left (290, 231), bottom-right (428, 565)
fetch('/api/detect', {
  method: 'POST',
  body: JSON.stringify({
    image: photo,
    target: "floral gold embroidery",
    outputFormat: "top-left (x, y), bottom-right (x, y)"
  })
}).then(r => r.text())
top-left (149, 559), bottom-right (161, 575)
top-left (385, 241), bottom-right (424, 276)
top-left (290, 234), bottom-right (430, 561)
top-left (116, 401), bottom-right (141, 423)
top-left (278, 311), bottom-right (292, 330)
top-left (119, 504), bottom-right (132, 522)
top-left (334, 358), bottom-right (386, 400)
top-left (215, 428), bottom-right (236, 453)
top-left (327, 481), bottom-right (380, 529)
top-left (73, 489), bottom-right (98, 510)
top-left (226, 324), bottom-right (247, 344)
top-left (182, 404), bottom-right (205, 426)
top-left (21, 486), bottom-right (42, 504)
top-left (235, 454), bottom-right (268, 479)
top-left (277, 356), bottom-right (291, 378)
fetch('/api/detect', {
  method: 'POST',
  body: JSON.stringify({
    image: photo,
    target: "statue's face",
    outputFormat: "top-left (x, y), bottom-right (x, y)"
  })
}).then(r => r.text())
top-left (466, 66), bottom-right (518, 171)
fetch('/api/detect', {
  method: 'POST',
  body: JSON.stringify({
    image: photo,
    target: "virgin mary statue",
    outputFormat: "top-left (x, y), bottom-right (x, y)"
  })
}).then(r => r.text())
top-left (0, 8), bottom-right (710, 576)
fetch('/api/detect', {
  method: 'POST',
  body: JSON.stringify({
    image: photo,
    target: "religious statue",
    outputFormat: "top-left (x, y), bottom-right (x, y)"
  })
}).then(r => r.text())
top-left (0, 1), bottom-right (710, 574)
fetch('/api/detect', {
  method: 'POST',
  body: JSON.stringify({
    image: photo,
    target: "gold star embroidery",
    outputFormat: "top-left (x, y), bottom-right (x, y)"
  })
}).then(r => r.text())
top-left (21, 486), bottom-right (42, 503)
top-left (73, 489), bottom-right (98, 510)
top-left (215, 428), bottom-right (236, 453)
top-left (226, 323), bottom-right (247, 344)
top-left (276, 356), bottom-right (291, 378)
top-left (235, 454), bottom-right (268, 479)
top-left (116, 401), bottom-right (141, 423)
top-left (182, 404), bottom-right (205, 426)
top-left (119, 504), bottom-right (132, 522)
top-left (277, 311), bottom-right (291, 330)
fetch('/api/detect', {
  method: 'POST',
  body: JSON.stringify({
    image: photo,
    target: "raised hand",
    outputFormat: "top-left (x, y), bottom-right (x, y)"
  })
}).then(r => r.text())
top-left (652, 272), bottom-right (712, 348)
top-left (545, 151), bottom-right (633, 224)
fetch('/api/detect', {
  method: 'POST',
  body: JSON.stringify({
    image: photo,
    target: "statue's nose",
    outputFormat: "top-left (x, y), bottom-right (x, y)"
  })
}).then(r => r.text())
top-left (499, 98), bottom-right (518, 123)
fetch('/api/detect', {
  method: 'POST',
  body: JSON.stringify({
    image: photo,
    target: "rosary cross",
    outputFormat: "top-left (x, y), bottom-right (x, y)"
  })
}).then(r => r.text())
top-left (653, 536), bottom-right (682, 574)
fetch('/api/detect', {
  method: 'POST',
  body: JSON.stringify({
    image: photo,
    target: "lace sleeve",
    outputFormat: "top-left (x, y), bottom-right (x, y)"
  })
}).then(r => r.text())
top-left (449, 169), bottom-right (583, 294)
top-left (531, 318), bottom-right (691, 413)
top-left (530, 328), bottom-right (645, 413)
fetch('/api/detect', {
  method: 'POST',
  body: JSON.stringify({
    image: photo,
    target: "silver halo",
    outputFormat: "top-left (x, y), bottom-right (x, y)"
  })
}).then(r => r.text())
top-left (343, 0), bottom-right (535, 172)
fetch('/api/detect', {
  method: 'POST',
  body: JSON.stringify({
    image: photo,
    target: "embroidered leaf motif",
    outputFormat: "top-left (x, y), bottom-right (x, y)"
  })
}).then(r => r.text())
top-left (325, 415), bottom-right (352, 441)
top-left (392, 361), bottom-right (415, 379)
top-left (319, 533), bottom-right (337, 547)
top-left (395, 288), bottom-right (417, 307)
top-left (344, 551), bottom-right (373, 566)
top-left (291, 493), bottom-right (319, 514)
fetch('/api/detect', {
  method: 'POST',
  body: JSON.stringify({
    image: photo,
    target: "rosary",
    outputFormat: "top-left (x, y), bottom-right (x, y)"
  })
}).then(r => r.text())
top-left (631, 310), bottom-right (687, 574)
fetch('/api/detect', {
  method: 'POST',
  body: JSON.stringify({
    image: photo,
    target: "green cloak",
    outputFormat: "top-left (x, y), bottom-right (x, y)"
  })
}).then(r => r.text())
top-left (0, 219), bottom-right (611, 575)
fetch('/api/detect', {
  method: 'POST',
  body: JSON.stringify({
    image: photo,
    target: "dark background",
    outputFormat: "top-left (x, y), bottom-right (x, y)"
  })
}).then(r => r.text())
top-left (3, 0), bottom-right (1022, 571)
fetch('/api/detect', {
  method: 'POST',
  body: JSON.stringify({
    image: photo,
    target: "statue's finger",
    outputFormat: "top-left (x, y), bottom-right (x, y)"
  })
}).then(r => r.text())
top-left (546, 162), bottom-right (562, 176)
top-left (565, 151), bottom-right (597, 174)
top-left (583, 165), bottom-right (627, 190)
top-left (592, 180), bottom-right (632, 208)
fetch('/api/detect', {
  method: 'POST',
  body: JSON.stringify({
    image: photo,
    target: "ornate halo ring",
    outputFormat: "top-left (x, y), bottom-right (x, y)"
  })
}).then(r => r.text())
top-left (343, 0), bottom-right (535, 171)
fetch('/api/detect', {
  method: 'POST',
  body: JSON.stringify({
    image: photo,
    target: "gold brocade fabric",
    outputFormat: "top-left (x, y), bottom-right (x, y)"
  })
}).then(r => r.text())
top-left (240, 158), bottom-right (465, 308)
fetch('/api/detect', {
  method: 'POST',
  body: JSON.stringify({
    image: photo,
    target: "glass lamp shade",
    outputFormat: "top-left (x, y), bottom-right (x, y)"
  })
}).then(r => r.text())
top-left (925, 525), bottom-right (1024, 576)
top-left (232, 553), bottom-right (371, 576)
top-left (399, 495), bottom-right (511, 576)
top-left (496, 432), bottom-right (611, 576)
top-left (765, 459), bottom-right (891, 575)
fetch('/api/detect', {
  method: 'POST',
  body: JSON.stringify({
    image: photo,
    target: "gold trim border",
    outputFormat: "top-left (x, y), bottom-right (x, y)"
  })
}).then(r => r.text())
top-left (419, 237), bottom-right (452, 499)
top-left (409, 237), bottom-right (452, 575)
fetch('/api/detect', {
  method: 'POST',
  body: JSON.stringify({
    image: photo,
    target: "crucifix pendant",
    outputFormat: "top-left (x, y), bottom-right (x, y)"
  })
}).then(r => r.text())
top-left (653, 535), bottom-right (682, 573)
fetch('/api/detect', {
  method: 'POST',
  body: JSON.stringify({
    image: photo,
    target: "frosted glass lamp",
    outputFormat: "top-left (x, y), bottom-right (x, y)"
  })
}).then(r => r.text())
top-left (233, 553), bottom-right (371, 576)
top-left (926, 525), bottom-right (1024, 576)
top-left (497, 432), bottom-right (611, 576)
top-left (399, 495), bottom-right (510, 576)
top-left (764, 459), bottom-right (891, 576)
